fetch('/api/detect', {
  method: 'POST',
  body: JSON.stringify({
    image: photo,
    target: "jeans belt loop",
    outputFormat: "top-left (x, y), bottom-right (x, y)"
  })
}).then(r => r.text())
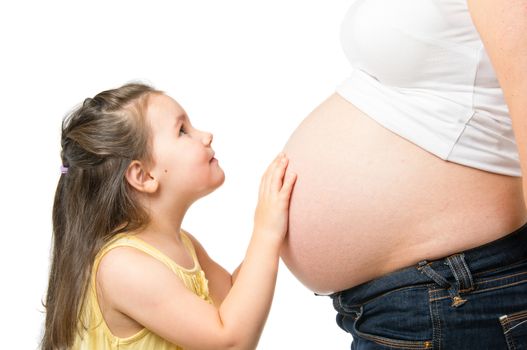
top-left (445, 253), bottom-right (475, 293)
top-left (417, 259), bottom-right (469, 308)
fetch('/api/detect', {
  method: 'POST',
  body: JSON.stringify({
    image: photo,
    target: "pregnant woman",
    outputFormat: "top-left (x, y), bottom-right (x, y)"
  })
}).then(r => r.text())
top-left (281, 1), bottom-right (527, 349)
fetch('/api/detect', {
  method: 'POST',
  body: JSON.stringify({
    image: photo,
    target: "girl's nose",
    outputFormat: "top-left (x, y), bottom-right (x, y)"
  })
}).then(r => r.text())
top-left (202, 132), bottom-right (213, 146)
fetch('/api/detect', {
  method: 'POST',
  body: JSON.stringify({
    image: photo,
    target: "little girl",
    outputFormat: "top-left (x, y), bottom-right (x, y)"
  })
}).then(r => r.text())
top-left (42, 83), bottom-right (297, 350)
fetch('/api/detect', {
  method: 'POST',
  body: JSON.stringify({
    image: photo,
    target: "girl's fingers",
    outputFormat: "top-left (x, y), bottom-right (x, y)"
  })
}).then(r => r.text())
top-left (262, 153), bottom-right (285, 194)
top-left (259, 172), bottom-right (266, 198)
top-left (270, 156), bottom-right (288, 192)
top-left (259, 152), bottom-right (296, 204)
top-left (280, 172), bottom-right (297, 200)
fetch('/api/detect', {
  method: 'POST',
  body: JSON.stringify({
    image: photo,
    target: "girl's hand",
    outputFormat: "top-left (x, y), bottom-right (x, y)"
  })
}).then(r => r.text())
top-left (253, 152), bottom-right (297, 245)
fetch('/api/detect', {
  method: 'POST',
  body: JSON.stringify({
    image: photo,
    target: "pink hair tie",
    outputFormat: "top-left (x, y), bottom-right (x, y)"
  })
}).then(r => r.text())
top-left (60, 165), bottom-right (69, 174)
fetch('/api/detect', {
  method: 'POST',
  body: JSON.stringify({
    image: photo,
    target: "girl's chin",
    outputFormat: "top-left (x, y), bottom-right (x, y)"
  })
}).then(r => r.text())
top-left (210, 169), bottom-right (225, 190)
top-left (216, 171), bottom-right (226, 187)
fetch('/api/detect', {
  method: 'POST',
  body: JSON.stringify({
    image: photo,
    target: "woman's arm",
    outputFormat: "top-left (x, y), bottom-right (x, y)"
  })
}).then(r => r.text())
top-left (468, 0), bottom-right (527, 204)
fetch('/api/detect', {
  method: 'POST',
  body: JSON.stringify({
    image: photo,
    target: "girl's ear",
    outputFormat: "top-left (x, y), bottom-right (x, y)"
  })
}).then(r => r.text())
top-left (125, 160), bottom-right (159, 194)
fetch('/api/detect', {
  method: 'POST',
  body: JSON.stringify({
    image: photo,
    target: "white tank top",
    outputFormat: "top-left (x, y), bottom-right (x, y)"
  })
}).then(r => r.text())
top-left (336, 0), bottom-right (521, 177)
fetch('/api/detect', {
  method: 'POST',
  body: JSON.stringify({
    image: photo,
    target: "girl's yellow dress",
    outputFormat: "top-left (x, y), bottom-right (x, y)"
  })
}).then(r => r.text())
top-left (73, 232), bottom-right (212, 350)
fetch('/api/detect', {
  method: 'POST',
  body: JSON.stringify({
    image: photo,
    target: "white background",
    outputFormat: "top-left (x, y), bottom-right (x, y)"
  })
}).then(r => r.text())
top-left (0, 1), bottom-right (353, 348)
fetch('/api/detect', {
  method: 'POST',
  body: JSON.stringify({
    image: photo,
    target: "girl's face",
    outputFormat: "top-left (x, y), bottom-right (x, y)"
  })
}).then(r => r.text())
top-left (146, 93), bottom-right (225, 203)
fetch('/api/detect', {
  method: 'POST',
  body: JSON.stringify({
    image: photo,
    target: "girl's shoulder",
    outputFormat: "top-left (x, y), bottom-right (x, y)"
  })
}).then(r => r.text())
top-left (94, 233), bottom-right (181, 293)
top-left (95, 236), bottom-right (172, 290)
top-left (92, 235), bottom-right (215, 346)
top-left (95, 232), bottom-right (197, 278)
top-left (96, 233), bottom-right (133, 256)
top-left (95, 231), bottom-right (213, 305)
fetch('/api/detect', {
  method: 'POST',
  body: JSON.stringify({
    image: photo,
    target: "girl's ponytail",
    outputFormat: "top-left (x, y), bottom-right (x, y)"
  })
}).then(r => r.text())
top-left (42, 83), bottom-right (160, 350)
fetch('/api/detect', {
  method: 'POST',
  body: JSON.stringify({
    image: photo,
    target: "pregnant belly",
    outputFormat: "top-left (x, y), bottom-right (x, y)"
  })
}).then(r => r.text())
top-left (281, 93), bottom-right (526, 294)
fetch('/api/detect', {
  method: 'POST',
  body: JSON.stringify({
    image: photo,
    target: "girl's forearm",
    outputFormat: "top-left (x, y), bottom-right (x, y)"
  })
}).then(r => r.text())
top-left (218, 230), bottom-right (281, 350)
top-left (230, 263), bottom-right (242, 285)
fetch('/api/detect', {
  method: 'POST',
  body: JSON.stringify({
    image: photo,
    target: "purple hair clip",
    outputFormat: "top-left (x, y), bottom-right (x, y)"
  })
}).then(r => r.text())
top-left (60, 165), bottom-right (69, 174)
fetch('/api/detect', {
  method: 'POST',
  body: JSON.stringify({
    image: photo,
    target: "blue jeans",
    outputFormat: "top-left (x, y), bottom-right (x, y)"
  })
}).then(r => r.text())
top-left (329, 222), bottom-right (527, 349)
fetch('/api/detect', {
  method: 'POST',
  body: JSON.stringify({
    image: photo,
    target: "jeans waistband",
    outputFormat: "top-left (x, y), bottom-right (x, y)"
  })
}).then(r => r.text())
top-left (330, 221), bottom-right (527, 307)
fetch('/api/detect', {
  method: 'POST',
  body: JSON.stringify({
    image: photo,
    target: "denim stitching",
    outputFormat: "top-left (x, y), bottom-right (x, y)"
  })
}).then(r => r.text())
top-left (445, 257), bottom-right (465, 292)
top-left (422, 259), bottom-right (467, 307)
top-left (428, 288), bottom-right (442, 350)
top-left (499, 316), bottom-right (517, 350)
top-left (504, 319), bottom-right (527, 335)
top-left (354, 324), bottom-right (432, 349)
top-left (429, 278), bottom-right (527, 302)
top-left (446, 254), bottom-right (474, 293)
top-left (452, 255), bottom-right (471, 290)
top-left (457, 256), bottom-right (472, 289)
top-left (429, 271), bottom-right (527, 293)
top-left (472, 258), bottom-right (527, 277)
top-left (348, 303), bottom-right (432, 349)
top-left (334, 293), bottom-right (346, 313)
top-left (337, 284), bottom-right (434, 310)
top-left (458, 254), bottom-right (475, 290)
top-left (476, 271), bottom-right (527, 285)
top-left (429, 296), bottom-right (449, 302)
top-left (419, 262), bottom-right (451, 289)
top-left (506, 310), bottom-right (527, 321)
top-left (360, 335), bottom-right (432, 349)
top-left (334, 293), bottom-right (362, 317)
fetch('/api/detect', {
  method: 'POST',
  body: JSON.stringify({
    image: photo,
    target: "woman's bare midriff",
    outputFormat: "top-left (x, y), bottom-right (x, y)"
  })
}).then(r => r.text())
top-left (281, 93), bottom-right (527, 295)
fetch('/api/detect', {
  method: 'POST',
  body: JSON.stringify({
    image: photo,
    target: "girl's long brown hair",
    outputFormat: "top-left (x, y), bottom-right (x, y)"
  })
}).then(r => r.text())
top-left (42, 83), bottom-right (161, 350)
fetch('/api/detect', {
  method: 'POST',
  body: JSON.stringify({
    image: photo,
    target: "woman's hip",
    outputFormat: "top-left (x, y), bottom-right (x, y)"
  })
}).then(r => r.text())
top-left (329, 222), bottom-right (527, 349)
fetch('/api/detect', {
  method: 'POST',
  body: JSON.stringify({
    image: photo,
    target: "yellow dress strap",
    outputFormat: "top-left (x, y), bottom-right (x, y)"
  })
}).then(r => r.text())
top-left (94, 232), bottom-right (201, 274)
top-left (180, 231), bottom-right (201, 268)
